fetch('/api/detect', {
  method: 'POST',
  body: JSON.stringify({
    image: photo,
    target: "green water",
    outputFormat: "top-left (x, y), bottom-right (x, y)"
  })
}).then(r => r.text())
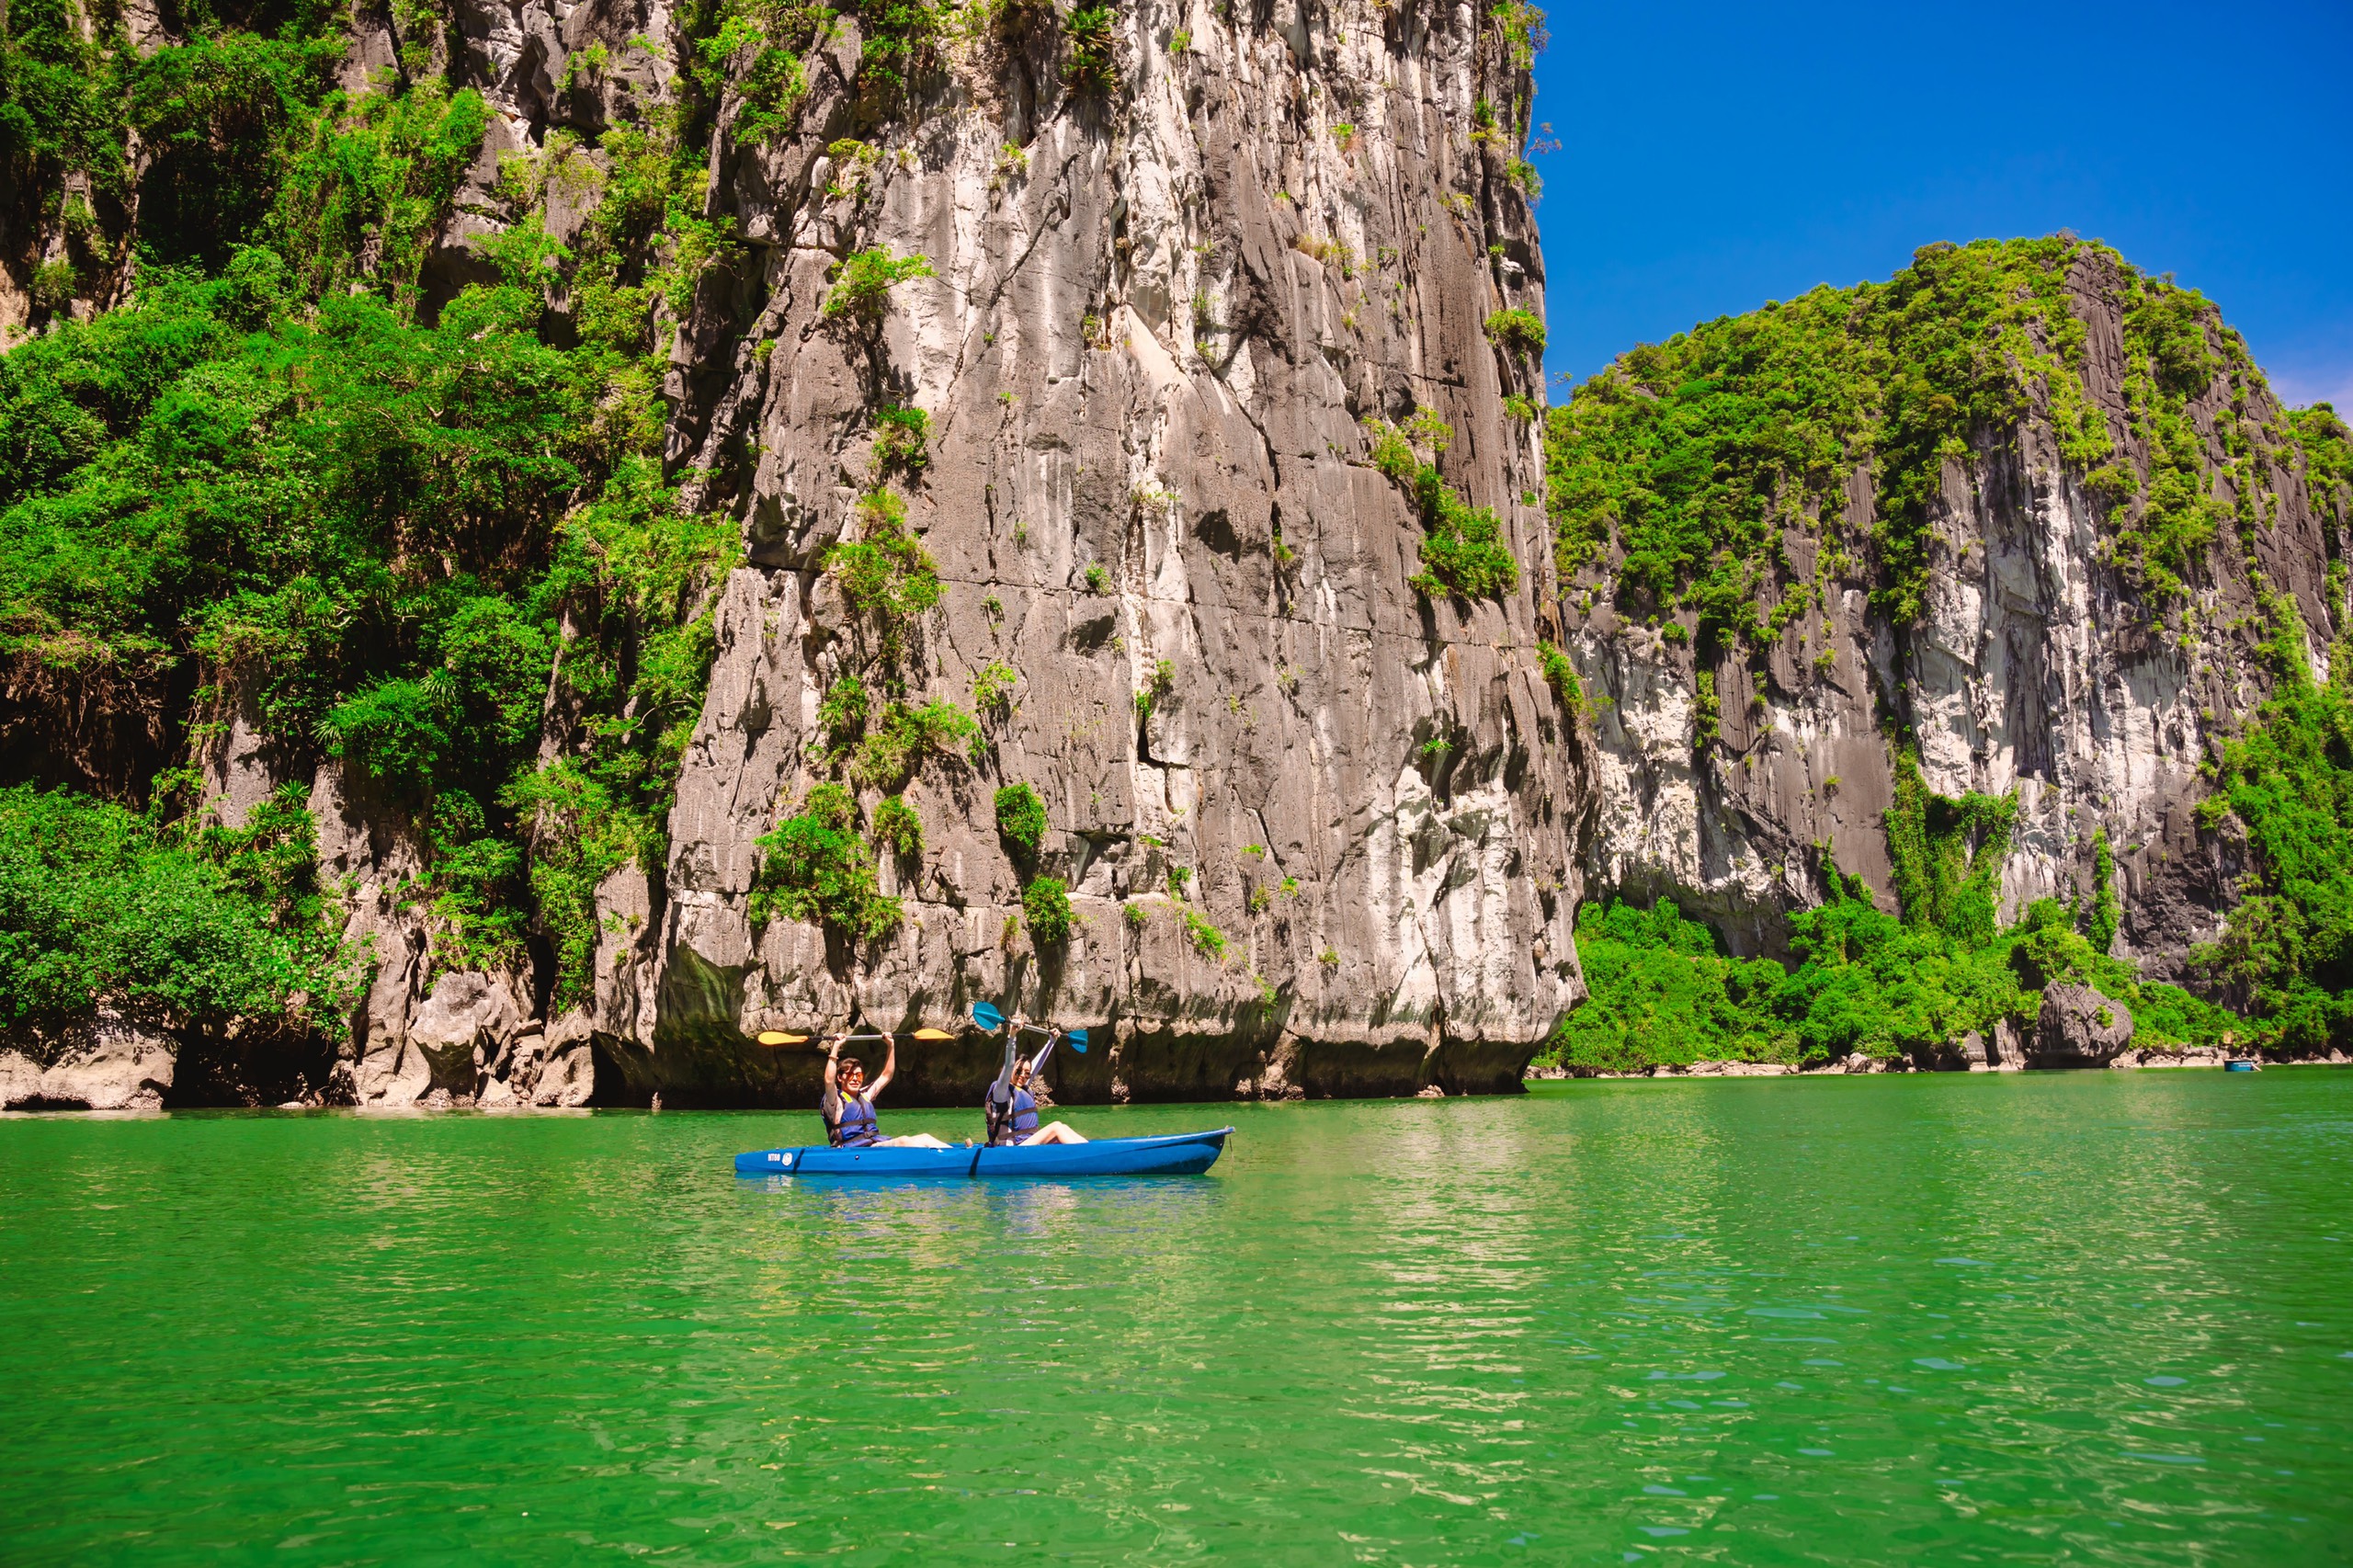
top-left (4, 1073), bottom-right (2350, 1565)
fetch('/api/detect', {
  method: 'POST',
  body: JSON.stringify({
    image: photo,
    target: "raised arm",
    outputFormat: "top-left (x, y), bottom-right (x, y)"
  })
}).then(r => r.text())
top-left (867, 1036), bottom-right (898, 1097)
top-left (823, 1036), bottom-right (841, 1094)
top-left (990, 1015), bottom-right (1024, 1097)
top-left (983, 1018), bottom-right (1019, 1142)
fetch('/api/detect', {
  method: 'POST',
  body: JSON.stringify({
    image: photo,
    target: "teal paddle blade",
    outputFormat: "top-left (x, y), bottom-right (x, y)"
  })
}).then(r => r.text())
top-left (972, 1001), bottom-right (1004, 1031)
top-left (1068, 1028), bottom-right (1087, 1053)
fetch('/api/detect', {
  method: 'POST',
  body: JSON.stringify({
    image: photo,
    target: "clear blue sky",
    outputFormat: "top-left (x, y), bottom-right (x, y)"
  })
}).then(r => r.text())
top-left (1524, 0), bottom-right (2353, 410)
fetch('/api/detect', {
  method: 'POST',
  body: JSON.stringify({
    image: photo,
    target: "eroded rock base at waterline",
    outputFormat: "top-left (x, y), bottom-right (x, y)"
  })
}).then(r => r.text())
top-left (593, 1024), bottom-right (1539, 1108)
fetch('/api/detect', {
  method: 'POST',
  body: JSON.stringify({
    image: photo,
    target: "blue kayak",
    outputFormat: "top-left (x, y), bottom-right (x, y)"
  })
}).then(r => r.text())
top-left (733, 1128), bottom-right (1232, 1178)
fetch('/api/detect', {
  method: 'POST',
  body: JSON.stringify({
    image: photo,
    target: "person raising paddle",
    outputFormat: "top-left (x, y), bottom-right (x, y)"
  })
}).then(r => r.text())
top-left (983, 1014), bottom-right (1088, 1147)
top-left (823, 1033), bottom-right (952, 1150)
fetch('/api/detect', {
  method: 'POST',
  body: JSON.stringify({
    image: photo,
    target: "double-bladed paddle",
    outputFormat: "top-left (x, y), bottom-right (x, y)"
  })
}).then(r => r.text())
top-left (754, 1027), bottom-right (957, 1047)
top-left (969, 1001), bottom-right (1087, 1053)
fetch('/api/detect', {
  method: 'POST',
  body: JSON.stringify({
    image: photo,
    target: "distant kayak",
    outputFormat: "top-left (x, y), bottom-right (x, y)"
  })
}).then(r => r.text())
top-left (733, 1128), bottom-right (1233, 1178)
top-left (2226, 1060), bottom-right (2260, 1073)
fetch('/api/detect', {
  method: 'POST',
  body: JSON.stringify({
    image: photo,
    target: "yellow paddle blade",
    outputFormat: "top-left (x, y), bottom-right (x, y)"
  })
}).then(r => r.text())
top-left (910, 1028), bottom-right (953, 1040)
top-left (756, 1030), bottom-right (808, 1047)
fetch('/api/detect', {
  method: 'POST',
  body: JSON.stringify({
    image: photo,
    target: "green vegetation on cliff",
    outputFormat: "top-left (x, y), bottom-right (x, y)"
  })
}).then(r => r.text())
top-left (1370, 413), bottom-right (1520, 602)
top-left (1540, 638), bottom-right (2317, 1074)
top-left (0, 782), bottom-right (358, 1038)
top-left (0, 0), bottom-right (752, 1020)
top-left (1544, 236), bottom-right (2342, 648)
top-left (1883, 750), bottom-right (2016, 950)
top-left (0, 259), bottom-right (734, 1005)
top-left (2190, 607), bottom-right (2353, 1051)
top-left (748, 784), bottom-right (901, 941)
top-left (1548, 237), bottom-right (2094, 642)
top-left (1541, 879), bottom-right (2238, 1075)
top-left (1540, 238), bottom-right (2353, 1066)
top-left (1542, 721), bottom-right (2249, 1074)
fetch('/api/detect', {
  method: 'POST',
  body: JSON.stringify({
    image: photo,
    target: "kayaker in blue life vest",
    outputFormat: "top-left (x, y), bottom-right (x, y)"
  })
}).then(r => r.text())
top-left (823, 1033), bottom-right (952, 1150)
top-left (983, 1013), bottom-right (1088, 1147)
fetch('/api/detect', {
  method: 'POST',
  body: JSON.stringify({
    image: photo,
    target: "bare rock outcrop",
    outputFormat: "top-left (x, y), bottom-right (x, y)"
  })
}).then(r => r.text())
top-left (308, 763), bottom-right (552, 1108)
top-left (1953, 1020), bottom-right (2029, 1073)
top-left (2034, 982), bottom-right (2135, 1066)
top-left (408, 971), bottom-right (531, 1087)
top-left (0, 1013), bottom-right (176, 1110)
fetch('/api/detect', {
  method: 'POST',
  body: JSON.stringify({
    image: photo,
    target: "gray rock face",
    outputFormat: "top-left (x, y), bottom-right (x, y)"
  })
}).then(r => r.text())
top-left (2107, 1044), bottom-right (2234, 1070)
top-left (408, 971), bottom-right (533, 1088)
top-left (2035, 983), bottom-right (2136, 1065)
top-left (527, 1013), bottom-right (599, 1107)
top-left (1561, 251), bottom-right (2346, 975)
top-left (0, 1013), bottom-right (175, 1109)
top-left (193, 676), bottom-right (281, 831)
top-left (566, 1), bottom-right (1583, 1102)
top-left (308, 762), bottom-right (550, 1108)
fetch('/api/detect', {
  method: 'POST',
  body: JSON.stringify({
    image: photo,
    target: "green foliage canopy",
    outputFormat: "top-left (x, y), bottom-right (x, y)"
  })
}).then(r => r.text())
top-left (0, 45), bottom-right (741, 1016)
top-left (995, 783), bottom-right (1048, 856)
top-left (1483, 307), bottom-right (1545, 358)
top-left (0, 783), bottom-right (358, 1036)
top-left (1063, 5), bottom-right (1119, 94)
top-left (748, 783), bottom-right (901, 941)
top-left (1367, 413), bottom-right (1520, 603)
top-left (1022, 874), bottom-right (1072, 945)
top-left (1540, 238), bottom-right (2201, 647)
top-left (823, 246), bottom-right (935, 319)
top-left (1540, 887), bottom-right (2243, 1074)
top-left (2191, 610), bottom-right (2353, 1050)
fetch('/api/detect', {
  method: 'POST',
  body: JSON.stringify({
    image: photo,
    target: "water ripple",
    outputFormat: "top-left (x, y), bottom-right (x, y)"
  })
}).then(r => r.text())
top-left (1, 1074), bottom-right (2349, 1563)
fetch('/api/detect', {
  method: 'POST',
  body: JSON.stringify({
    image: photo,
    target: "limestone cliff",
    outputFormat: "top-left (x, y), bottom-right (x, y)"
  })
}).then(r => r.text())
top-left (616, 0), bottom-right (1581, 1103)
top-left (1552, 242), bottom-right (2351, 988)
top-left (1, 0), bottom-right (1580, 1106)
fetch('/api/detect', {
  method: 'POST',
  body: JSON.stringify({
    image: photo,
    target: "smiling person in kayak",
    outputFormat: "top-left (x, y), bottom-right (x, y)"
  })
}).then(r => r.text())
top-left (983, 1015), bottom-right (1087, 1147)
top-left (823, 1034), bottom-right (951, 1150)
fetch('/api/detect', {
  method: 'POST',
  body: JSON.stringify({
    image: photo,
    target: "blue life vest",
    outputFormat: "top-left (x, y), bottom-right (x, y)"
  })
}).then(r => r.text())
top-left (987, 1084), bottom-right (1040, 1145)
top-left (829, 1091), bottom-right (880, 1148)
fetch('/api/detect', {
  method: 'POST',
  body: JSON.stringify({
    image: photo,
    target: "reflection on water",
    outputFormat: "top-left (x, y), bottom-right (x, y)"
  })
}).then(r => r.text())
top-left (2, 1073), bottom-right (2350, 1564)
